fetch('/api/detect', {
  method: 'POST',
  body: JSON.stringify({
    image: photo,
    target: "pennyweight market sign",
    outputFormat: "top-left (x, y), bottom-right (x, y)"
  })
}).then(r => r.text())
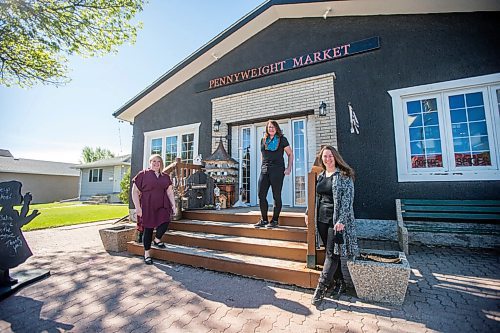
top-left (200, 36), bottom-right (380, 91)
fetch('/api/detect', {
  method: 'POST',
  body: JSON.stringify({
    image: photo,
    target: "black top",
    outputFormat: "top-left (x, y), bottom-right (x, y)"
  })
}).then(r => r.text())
top-left (316, 173), bottom-right (334, 225)
top-left (260, 135), bottom-right (290, 169)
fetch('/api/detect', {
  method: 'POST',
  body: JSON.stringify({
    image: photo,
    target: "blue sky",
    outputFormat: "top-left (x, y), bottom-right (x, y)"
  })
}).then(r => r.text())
top-left (0, 0), bottom-right (264, 163)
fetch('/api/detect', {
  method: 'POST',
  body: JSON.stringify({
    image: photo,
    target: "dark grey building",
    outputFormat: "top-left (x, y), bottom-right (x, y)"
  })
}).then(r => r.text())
top-left (114, 0), bottom-right (500, 240)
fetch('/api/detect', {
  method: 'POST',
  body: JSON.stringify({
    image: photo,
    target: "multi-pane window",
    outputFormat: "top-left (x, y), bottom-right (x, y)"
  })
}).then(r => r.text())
top-left (149, 134), bottom-right (194, 165)
top-left (406, 98), bottom-right (443, 169)
top-left (241, 128), bottom-right (251, 202)
top-left (165, 136), bottom-right (177, 166)
top-left (390, 74), bottom-right (500, 181)
top-left (151, 138), bottom-right (162, 155)
top-left (144, 123), bottom-right (200, 169)
top-left (181, 133), bottom-right (194, 163)
top-left (88, 168), bottom-right (103, 182)
top-left (448, 92), bottom-right (491, 167)
top-left (293, 120), bottom-right (306, 205)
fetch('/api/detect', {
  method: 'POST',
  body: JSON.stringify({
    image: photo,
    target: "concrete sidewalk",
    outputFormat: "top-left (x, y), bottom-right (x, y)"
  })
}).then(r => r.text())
top-left (0, 221), bottom-right (499, 332)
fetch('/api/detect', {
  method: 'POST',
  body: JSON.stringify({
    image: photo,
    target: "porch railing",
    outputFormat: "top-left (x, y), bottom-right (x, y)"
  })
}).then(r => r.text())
top-left (306, 166), bottom-right (322, 269)
top-left (163, 158), bottom-right (203, 213)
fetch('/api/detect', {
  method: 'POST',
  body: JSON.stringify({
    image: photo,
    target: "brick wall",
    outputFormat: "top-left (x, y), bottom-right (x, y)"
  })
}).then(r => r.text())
top-left (211, 73), bottom-right (337, 169)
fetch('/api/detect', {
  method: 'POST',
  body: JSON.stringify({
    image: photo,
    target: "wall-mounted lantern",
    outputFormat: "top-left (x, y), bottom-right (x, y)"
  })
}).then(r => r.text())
top-left (319, 101), bottom-right (327, 117)
top-left (213, 119), bottom-right (221, 132)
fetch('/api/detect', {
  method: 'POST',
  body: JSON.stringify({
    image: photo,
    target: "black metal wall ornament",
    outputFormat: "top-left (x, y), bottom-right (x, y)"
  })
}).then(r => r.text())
top-left (0, 180), bottom-right (49, 300)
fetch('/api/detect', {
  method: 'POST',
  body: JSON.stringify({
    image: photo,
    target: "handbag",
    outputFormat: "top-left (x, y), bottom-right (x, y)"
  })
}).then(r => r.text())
top-left (333, 230), bottom-right (344, 244)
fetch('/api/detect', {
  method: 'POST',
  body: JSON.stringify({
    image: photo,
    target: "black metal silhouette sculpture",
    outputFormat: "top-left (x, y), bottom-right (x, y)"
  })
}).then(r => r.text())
top-left (0, 181), bottom-right (40, 287)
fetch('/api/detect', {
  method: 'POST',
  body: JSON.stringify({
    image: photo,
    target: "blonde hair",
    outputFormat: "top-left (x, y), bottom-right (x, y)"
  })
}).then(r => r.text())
top-left (149, 154), bottom-right (164, 172)
top-left (317, 145), bottom-right (355, 179)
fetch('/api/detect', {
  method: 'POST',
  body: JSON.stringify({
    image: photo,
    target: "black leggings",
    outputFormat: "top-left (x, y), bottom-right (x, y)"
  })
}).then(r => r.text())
top-left (317, 222), bottom-right (344, 286)
top-left (258, 167), bottom-right (285, 221)
top-left (143, 222), bottom-right (169, 251)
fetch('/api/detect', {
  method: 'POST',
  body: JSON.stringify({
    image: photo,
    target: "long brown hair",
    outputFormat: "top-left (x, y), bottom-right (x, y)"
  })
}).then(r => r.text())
top-left (263, 120), bottom-right (283, 139)
top-left (316, 145), bottom-right (355, 179)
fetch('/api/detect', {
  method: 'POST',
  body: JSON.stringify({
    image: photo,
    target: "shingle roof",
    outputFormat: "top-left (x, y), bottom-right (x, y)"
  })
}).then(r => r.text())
top-left (73, 155), bottom-right (131, 169)
top-left (0, 157), bottom-right (79, 177)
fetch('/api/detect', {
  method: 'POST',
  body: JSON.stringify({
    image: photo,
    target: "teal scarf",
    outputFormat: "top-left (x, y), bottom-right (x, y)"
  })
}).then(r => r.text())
top-left (265, 136), bottom-right (279, 151)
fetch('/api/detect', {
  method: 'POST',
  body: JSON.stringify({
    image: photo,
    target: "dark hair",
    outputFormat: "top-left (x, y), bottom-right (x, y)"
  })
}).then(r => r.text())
top-left (317, 145), bottom-right (355, 179)
top-left (264, 120), bottom-right (283, 139)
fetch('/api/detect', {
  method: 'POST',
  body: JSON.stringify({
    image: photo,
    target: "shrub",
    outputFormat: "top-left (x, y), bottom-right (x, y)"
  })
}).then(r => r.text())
top-left (119, 168), bottom-right (131, 204)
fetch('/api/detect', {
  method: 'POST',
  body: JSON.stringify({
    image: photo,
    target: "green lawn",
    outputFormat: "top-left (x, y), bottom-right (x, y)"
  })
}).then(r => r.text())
top-left (18, 202), bottom-right (129, 231)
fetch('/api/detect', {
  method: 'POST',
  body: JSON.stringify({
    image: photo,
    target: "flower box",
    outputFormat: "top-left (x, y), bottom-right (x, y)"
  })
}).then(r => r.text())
top-left (347, 249), bottom-right (410, 305)
top-left (99, 225), bottom-right (135, 252)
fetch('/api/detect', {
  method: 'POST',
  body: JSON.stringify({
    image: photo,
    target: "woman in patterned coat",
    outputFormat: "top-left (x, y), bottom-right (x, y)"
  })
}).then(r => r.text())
top-left (306, 145), bottom-right (359, 306)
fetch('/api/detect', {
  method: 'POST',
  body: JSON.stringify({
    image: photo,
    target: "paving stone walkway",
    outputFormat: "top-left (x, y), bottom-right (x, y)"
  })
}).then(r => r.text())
top-left (0, 221), bottom-right (499, 332)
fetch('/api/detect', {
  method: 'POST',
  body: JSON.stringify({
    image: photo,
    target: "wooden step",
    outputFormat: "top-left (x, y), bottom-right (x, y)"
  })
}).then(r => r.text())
top-left (161, 230), bottom-right (306, 261)
top-left (183, 210), bottom-right (306, 227)
top-left (170, 219), bottom-right (307, 242)
top-left (128, 242), bottom-right (320, 288)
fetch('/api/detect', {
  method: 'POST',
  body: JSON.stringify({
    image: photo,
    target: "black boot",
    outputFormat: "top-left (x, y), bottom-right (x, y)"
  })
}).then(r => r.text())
top-left (311, 283), bottom-right (328, 306)
top-left (326, 279), bottom-right (337, 296)
top-left (330, 279), bottom-right (346, 299)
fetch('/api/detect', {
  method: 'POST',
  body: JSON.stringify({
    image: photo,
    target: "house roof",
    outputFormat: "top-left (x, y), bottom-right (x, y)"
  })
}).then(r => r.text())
top-left (73, 155), bottom-right (131, 169)
top-left (0, 157), bottom-right (79, 177)
top-left (0, 149), bottom-right (13, 158)
top-left (113, 0), bottom-right (499, 123)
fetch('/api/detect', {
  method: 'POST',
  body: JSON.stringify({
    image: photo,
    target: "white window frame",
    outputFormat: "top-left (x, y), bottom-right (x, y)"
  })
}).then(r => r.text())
top-left (389, 73), bottom-right (500, 182)
top-left (89, 168), bottom-right (103, 183)
top-left (143, 123), bottom-right (201, 169)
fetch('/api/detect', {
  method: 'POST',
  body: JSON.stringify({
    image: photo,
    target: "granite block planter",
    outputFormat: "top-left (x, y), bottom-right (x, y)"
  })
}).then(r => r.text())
top-left (99, 225), bottom-right (135, 252)
top-left (347, 249), bottom-right (410, 305)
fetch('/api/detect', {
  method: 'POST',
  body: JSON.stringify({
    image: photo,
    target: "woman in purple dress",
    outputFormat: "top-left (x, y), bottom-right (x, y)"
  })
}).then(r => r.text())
top-left (131, 154), bottom-right (176, 265)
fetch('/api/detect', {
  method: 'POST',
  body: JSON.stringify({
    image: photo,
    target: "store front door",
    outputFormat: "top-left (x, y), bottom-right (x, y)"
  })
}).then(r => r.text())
top-left (237, 118), bottom-right (308, 208)
top-left (256, 121), bottom-right (292, 207)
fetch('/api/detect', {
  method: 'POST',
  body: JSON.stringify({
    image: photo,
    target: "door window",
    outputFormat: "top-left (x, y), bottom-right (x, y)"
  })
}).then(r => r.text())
top-left (293, 120), bottom-right (306, 205)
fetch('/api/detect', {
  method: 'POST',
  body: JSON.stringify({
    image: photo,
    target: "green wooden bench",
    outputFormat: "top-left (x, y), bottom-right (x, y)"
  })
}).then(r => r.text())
top-left (396, 199), bottom-right (500, 254)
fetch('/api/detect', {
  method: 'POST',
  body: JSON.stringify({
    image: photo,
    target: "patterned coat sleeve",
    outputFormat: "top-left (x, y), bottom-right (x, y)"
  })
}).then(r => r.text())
top-left (332, 172), bottom-right (359, 258)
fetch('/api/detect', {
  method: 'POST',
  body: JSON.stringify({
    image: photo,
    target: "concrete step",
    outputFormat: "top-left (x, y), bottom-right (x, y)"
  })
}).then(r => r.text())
top-left (161, 230), bottom-right (307, 261)
top-left (170, 219), bottom-right (307, 242)
top-left (128, 241), bottom-right (320, 289)
top-left (183, 210), bottom-right (305, 227)
top-left (83, 195), bottom-right (109, 205)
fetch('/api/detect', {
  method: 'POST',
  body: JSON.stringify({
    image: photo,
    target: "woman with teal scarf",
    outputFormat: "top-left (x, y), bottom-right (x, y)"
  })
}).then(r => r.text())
top-left (255, 120), bottom-right (293, 228)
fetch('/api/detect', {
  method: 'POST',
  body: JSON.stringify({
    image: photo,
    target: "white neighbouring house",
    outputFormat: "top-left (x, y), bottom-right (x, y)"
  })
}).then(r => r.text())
top-left (74, 155), bottom-right (131, 203)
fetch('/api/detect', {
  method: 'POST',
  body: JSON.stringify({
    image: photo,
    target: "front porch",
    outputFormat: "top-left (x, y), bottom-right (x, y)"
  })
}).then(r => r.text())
top-left (127, 207), bottom-right (323, 289)
top-left (127, 159), bottom-right (404, 298)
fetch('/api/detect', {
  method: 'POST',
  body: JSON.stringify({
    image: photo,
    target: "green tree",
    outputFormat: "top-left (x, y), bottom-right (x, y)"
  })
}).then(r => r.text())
top-left (81, 146), bottom-right (115, 163)
top-left (118, 167), bottom-right (130, 204)
top-left (0, 0), bottom-right (145, 88)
